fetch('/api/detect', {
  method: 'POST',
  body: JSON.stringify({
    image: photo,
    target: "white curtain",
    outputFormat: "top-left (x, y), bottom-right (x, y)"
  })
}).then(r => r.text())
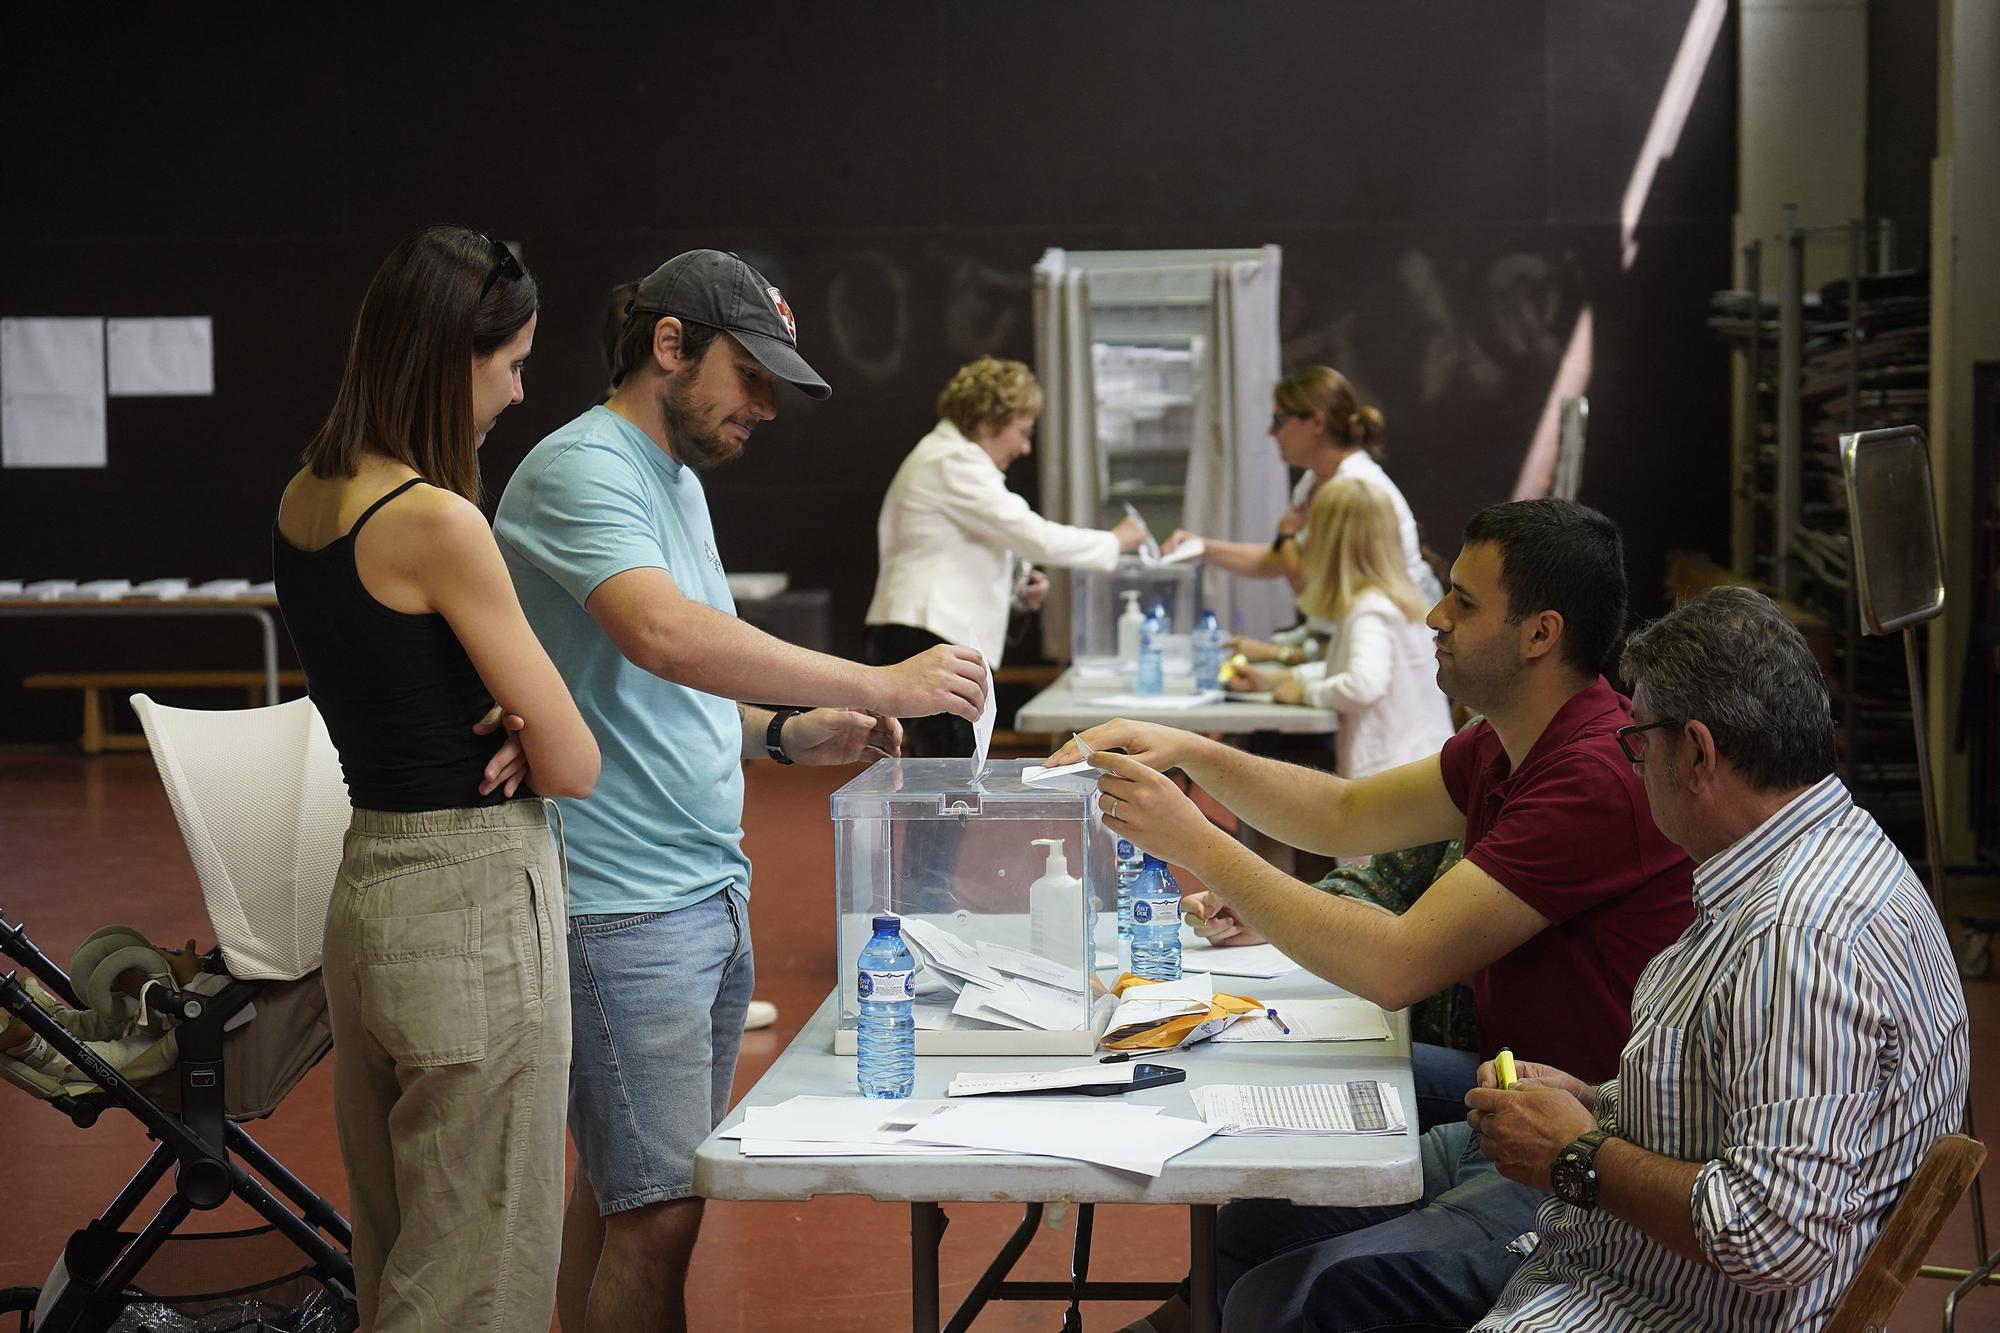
top-left (1033, 252), bottom-right (1098, 659)
top-left (1185, 246), bottom-right (1290, 638)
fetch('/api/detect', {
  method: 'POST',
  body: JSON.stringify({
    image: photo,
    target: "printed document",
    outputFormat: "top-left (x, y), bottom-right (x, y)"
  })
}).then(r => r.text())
top-left (1194, 1082), bottom-right (1407, 1136)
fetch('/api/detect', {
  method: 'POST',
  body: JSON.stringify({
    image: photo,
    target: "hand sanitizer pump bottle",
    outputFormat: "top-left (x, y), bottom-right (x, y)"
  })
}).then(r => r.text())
top-left (1028, 837), bottom-right (1083, 959)
top-left (1116, 590), bottom-right (1145, 666)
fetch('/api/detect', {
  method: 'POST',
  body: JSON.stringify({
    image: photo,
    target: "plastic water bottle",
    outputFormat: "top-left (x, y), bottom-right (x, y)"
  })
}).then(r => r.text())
top-left (1136, 605), bottom-right (1165, 695)
top-left (1193, 608), bottom-right (1224, 691)
top-left (856, 915), bottom-right (916, 1098)
top-left (1130, 855), bottom-right (1183, 981)
top-left (1114, 836), bottom-right (1143, 949)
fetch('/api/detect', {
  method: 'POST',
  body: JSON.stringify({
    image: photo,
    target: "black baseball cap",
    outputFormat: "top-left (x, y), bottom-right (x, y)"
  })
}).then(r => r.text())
top-left (629, 250), bottom-right (831, 400)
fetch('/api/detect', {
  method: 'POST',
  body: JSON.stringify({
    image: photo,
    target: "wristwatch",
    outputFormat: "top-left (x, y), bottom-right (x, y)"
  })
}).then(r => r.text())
top-left (1551, 1129), bottom-right (1613, 1210)
top-left (1269, 530), bottom-right (1296, 553)
top-left (765, 707), bottom-right (808, 764)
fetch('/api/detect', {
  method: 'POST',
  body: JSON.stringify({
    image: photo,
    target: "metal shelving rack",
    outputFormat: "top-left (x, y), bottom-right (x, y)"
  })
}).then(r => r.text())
top-left (1712, 205), bottom-right (1928, 855)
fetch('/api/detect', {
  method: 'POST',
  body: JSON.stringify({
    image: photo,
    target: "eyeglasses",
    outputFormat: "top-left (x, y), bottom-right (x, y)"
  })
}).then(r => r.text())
top-left (1270, 411), bottom-right (1307, 431)
top-left (477, 236), bottom-right (523, 300)
top-left (1616, 719), bottom-right (1681, 764)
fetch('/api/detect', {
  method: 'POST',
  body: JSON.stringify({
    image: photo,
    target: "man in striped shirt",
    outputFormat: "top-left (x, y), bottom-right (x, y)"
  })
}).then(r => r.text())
top-left (1442, 587), bottom-right (1969, 1332)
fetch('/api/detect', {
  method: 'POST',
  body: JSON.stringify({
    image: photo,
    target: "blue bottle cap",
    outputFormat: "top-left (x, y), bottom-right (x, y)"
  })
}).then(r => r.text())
top-left (872, 914), bottom-right (903, 934)
top-left (1141, 854), bottom-right (1166, 870)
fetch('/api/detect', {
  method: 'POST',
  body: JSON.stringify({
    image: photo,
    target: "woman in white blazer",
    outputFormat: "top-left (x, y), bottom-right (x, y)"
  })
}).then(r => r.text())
top-left (866, 357), bottom-right (1146, 755)
top-left (1233, 477), bottom-right (1454, 779)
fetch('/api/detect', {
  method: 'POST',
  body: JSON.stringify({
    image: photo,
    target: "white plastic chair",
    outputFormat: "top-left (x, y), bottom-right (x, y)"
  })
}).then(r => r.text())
top-left (131, 693), bottom-right (350, 982)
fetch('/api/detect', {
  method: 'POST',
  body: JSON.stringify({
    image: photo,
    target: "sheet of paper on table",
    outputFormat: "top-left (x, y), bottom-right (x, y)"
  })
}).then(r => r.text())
top-left (902, 1099), bottom-right (1215, 1176)
top-left (724, 1096), bottom-right (1012, 1158)
top-left (1194, 1082), bottom-right (1407, 1136)
top-left (1211, 998), bottom-right (1390, 1044)
top-left (946, 1063), bottom-right (1164, 1097)
top-left (1088, 691), bottom-right (1226, 711)
top-left (1180, 937), bottom-right (1303, 979)
top-left (1159, 537), bottom-right (1205, 565)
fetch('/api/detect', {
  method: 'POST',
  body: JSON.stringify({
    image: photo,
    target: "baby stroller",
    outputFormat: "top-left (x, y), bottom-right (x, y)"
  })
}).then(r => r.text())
top-left (0, 695), bottom-right (356, 1332)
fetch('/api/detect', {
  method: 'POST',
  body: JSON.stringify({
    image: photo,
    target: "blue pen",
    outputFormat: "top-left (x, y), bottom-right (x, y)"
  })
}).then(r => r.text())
top-left (1267, 1007), bottom-right (1291, 1035)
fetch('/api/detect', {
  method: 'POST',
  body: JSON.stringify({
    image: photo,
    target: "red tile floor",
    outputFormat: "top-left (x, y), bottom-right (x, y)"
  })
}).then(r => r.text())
top-left (3, 751), bottom-right (1997, 1331)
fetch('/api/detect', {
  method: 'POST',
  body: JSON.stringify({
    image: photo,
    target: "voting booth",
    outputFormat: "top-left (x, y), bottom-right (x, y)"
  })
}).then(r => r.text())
top-left (830, 758), bottom-right (1119, 1055)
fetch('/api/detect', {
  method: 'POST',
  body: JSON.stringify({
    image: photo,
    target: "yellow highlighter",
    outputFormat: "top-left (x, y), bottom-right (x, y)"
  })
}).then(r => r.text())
top-left (1495, 1047), bottom-right (1519, 1091)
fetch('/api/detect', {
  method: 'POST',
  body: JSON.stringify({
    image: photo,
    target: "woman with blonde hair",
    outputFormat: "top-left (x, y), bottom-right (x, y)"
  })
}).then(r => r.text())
top-left (1231, 478), bottom-right (1452, 778)
top-left (1167, 365), bottom-right (1439, 666)
top-left (866, 355), bottom-right (1147, 755)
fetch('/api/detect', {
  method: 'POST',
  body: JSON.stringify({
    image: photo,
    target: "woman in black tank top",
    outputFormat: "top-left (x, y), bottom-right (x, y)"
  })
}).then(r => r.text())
top-left (275, 226), bottom-right (597, 1333)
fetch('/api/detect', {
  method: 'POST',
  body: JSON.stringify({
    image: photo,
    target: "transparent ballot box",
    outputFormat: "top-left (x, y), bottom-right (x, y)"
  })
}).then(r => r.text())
top-left (1068, 557), bottom-right (1205, 688)
top-left (831, 758), bottom-right (1119, 1055)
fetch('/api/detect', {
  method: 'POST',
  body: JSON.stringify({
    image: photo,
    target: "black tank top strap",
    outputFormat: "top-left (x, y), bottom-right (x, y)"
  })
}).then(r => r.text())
top-left (348, 477), bottom-right (428, 537)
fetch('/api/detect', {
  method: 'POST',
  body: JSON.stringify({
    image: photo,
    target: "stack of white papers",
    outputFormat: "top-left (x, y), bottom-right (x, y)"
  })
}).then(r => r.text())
top-left (131, 578), bottom-right (191, 598)
top-left (1194, 1082), bottom-right (1407, 1136)
top-left (23, 580), bottom-right (77, 600)
top-left (900, 919), bottom-right (1090, 1033)
top-left (58, 579), bottom-right (132, 600)
top-left (727, 1093), bottom-right (1216, 1175)
top-left (1210, 998), bottom-right (1390, 1044)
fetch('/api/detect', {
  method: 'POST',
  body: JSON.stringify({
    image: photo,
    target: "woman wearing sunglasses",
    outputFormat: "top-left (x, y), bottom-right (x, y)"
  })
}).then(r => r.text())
top-left (1164, 366), bottom-right (1441, 666)
top-left (274, 225), bottom-right (599, 1332)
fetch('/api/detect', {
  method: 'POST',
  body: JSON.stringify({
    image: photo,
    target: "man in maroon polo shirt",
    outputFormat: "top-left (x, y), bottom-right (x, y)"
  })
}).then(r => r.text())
top-left (1054, 499), bottom-right (1694, 1333)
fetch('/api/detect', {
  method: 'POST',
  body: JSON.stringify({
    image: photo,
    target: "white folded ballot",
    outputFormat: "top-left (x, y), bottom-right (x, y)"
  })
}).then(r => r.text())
top-left (899, 917), bottom-right (1097, 1035)
top-left (1193, 1082), bottom-right (1408, 1137)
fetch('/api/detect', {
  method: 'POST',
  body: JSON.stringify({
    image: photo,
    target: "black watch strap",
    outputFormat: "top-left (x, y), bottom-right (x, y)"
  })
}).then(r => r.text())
top-left (1554, 1129), bottom-right (1612, 1210)
top-left (766, 708), bottom-right (807, 764)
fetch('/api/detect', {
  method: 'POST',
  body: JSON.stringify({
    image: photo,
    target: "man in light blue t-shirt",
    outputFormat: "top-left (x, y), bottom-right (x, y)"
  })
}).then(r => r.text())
top-left (494, 250), bottom-right (987, 1333)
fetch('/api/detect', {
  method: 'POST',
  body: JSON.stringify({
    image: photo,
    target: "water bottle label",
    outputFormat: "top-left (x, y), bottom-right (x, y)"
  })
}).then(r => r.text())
top-left (1133, 899), bottom-right (1162, 924)
top-left (1116, 838), bottom-right (1135, 858)
top-left (858, 969), bottom-right (915, 1002)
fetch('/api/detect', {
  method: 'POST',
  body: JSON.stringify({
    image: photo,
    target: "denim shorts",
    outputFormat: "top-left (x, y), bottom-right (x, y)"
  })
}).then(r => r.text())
top-left (565, 887), bottom-right (754, 1214)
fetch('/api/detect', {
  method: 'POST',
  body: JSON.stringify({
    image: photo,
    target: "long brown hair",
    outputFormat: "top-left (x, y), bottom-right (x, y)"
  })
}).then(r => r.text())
top-left (1274, 366), bottom-right (1386, 460)
top-left (1296, 478), bottom-right (1428, 624)
top-left (303, 226), bottom-right (538, 501)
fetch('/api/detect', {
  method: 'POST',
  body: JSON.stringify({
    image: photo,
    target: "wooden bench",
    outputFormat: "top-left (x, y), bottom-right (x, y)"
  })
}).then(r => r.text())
top-left (25, 670), bottom-right (307, 754)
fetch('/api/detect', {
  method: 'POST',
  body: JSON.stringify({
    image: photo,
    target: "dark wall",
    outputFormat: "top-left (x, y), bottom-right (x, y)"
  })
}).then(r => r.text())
top-left (0, 2), bottom-right (1736, 743)
top-left (1867, 0), bottom-right (1937, 261)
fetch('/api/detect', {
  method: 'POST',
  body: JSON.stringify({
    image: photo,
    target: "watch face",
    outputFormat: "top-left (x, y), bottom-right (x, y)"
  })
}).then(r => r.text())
top-left (1552, 1139), bottom-right (1598, 1208)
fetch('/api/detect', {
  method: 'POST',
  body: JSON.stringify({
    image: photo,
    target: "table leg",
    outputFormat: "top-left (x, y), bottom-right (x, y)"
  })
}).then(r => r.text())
top-left (249, 609), bottom-right (281, 705)
top-left (1189, 1204), bottom-right (1219, 1333)
top-left (912, 1201), bottom-right (944, 1333)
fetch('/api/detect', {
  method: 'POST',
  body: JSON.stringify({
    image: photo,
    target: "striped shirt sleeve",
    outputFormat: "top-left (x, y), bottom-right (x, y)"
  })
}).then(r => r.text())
top-left (1689, 924), bottom-right (1888, 1291)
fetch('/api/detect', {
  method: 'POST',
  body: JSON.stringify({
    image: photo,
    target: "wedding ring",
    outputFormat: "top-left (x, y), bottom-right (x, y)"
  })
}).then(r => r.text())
top-left (1108, 797), bottom-right (1121, 821)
